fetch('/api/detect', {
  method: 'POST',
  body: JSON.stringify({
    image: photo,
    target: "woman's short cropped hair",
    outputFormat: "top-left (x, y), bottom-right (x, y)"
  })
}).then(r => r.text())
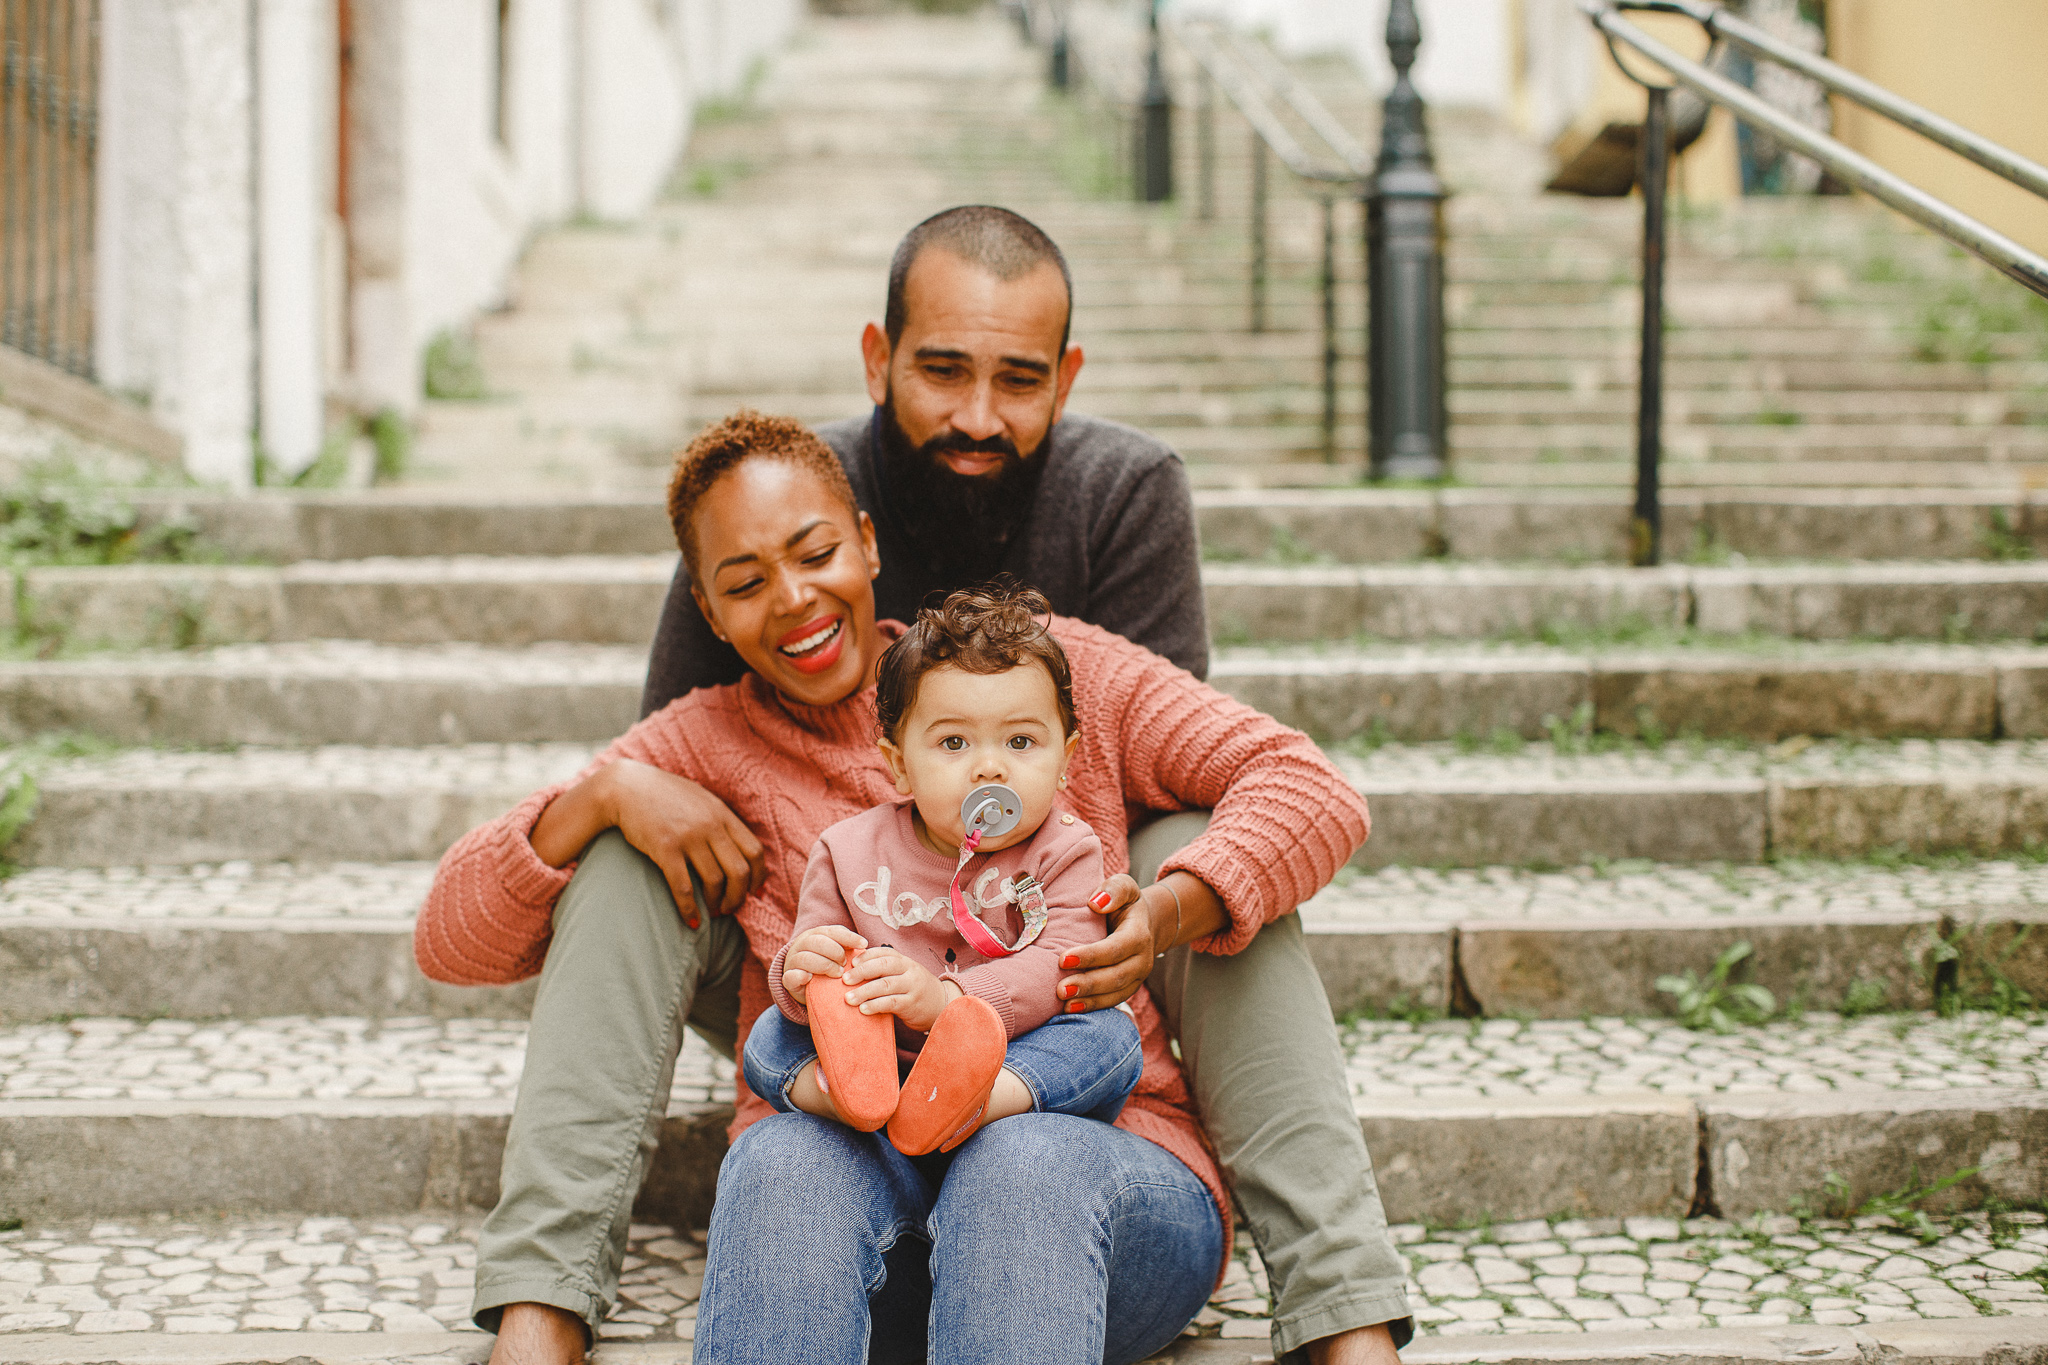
top-left (667, 410), bottom-right (858, 577)
top-left (875, 579), bottom-right (1079, 741)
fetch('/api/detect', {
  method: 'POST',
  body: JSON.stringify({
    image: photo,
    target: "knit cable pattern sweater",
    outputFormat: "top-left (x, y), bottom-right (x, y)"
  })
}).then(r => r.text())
top-left (414, 617), bottom-right (1372, 1270)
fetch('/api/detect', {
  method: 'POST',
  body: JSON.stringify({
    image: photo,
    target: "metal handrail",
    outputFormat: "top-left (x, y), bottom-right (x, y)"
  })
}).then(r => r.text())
top-left (1174, 21), bottom-right (1356, 186)
top-left (1581, 0), bottom-right (2048, 569)
top-left (1172, 18), bottom-right (1367, 462)
top-left (1210, 26), bottom-right (1371, 178)
top-left (1586, 2), bottom-right (2048, 299)
top-left (1635, 0), bottom-right (2048, 203)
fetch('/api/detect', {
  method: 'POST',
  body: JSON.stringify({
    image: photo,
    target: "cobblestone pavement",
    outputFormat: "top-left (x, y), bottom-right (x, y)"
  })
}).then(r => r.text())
top-left (1216, 642), bottom-right (2048, 662)
top-left (6, 1211), bottom-right (2048, 1342)
top-left (3, 1012), bottom-right (2042, 1107)
top-left (1341, 1012), bottom-right (2048, 1100)
top-left (13, 640), bottom-right (649, 681)
top-left (19, 735), bottom-right (2048, 799)
top-left (5, 856), bottom-right (2045, 927)
top-left (1335, 737), bottom-right (2048, 786)
top-left (0, 862), bottom-right (438, 922)
top-left (1306, 856), bottom-right (2048, 923)
top-left (0, 1018), bottom-right (733, 1112)
top-left (35, 743), bottom-right (597, 793)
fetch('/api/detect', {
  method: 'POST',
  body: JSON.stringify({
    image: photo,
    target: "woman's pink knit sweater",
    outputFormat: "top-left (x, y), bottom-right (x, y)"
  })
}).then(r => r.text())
top-left (414, 616), bottom-right (1371, 1262)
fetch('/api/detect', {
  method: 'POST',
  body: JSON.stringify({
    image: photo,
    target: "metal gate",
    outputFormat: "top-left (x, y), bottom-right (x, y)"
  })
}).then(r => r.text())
top-left (1, 0), bottom-right (98, 378)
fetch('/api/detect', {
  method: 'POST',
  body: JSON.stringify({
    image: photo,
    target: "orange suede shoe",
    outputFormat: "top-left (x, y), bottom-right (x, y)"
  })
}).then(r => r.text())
top-left (805, 975), bottom-right (900, 1132)
top-left (887, 994), bottom-right (1007, 1156)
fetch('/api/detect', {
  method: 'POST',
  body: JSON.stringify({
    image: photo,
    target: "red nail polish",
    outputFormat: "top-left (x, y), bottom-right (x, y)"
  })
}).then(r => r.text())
top-left (1061, 955), bottom-right (1078, 969)
top-left (1067, 1001), bottom-right (1084, 1013)
top-left (1063, 983), bottom-right (1077, 999)
top-left (1089, 892), bottom-right (1111, 911)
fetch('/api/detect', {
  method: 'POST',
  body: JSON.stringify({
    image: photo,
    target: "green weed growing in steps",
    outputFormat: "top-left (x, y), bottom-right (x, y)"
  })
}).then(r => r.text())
top-left (0, 733), bottom-right (117, 876)
top-left (0, 458), bottom-right (202, 569)
top-left (1657, 940), bottom-right (1777, 1033)
top-left (1981, 507), bottom-right (2035, 562)
top-left (423, 330), bottom-right (490, 402)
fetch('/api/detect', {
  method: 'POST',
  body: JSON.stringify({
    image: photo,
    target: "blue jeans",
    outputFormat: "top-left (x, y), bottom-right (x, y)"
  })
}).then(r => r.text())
top-left (694, 1111), bottom-right (1224, 1365)
top-left (743, 1004), bottom-right (1145, 1125)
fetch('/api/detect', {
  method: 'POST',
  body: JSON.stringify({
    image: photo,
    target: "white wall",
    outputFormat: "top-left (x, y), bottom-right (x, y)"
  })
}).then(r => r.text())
top-left (97, 0), bottom-right (800, 478)
top-left (256, 0), bottom-right (333, 478)
top-left (581, 0), bottom-right (694, 220)
top-left (95, 0), bottom-right (257, 487)
top-left (1172, 0), bottom-right (1513, 110)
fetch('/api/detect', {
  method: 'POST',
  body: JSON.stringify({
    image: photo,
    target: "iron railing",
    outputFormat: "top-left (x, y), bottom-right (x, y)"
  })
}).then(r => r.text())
top-left (1173, 18), bottom-right (1367, 463)
top-left (1583, 0), bottom-right (2048, 564)
top-left (0, 0), bottom-right (98, 379)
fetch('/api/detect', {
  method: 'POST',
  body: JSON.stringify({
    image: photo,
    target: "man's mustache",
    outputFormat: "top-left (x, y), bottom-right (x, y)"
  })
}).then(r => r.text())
top-left (922, 431), bottom-right (1022, 464)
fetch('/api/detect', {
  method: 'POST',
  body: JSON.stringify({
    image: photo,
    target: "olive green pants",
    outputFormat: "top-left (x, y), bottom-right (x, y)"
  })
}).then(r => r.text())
top-left (473, 823), bottom-right (1412, 1359)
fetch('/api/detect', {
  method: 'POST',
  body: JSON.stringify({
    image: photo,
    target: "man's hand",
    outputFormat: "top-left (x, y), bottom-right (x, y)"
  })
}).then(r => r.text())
top-left (783, 925), bottom-right (869, 999)
top-left (840, 946), bottom-right (957, 1032)
top-left (601, 760), bottom-right (766, 923)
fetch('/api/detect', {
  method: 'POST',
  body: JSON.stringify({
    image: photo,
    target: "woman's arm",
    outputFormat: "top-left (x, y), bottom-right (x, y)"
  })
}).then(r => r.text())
top-left (530, 758), bottom-right (766, 925)
top-left (1053, 623), bottom-right (1371, 1008)
top-left (415, 693), bottom-right (767, 984)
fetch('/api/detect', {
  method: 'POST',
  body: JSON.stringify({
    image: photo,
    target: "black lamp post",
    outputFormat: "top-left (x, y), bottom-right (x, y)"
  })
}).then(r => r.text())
top-left (1138, 0), bottom-right (1173, 202)
top-left (1366, 0), bottom-right (1448, 480)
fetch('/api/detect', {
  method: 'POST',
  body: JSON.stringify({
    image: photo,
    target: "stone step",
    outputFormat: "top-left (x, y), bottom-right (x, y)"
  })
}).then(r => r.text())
top-left (1214, 641), bottom-right (2048, 743)
top-left (1333, 737), bottom-right (2048, 868)
top-left (12, 737), bottom-right (2048, 870)
top-left (25, 559), bottom-right (2048, 651)
top-left (4, 1009), bottom-right (2044, 1231)
top-left (1445, 459), bottom-right (2048, 492)
top-left (1203, 562), bottom-right (2048, 644)
top-left (10, 853), bottom-right (2047, 1024)
top-left (136, 489), bottom-right (2047, 565)
top-left (8, 640), bottom-right (2047, 750)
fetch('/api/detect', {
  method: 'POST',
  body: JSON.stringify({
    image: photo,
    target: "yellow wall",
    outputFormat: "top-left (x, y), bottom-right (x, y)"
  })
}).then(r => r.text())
top-left (1564, 14), bottom-right (1742, 201)
top-left (1828, 0), bottom-right (2048, 255)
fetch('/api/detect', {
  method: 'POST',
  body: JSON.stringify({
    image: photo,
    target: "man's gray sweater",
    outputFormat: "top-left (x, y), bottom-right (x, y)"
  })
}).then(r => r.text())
top-left (640, 410), bottom-right (1209, 715)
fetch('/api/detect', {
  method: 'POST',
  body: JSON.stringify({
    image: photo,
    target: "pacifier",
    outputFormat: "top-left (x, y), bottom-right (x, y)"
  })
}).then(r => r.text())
top-left (960, 783), bottom-right (1023, 847)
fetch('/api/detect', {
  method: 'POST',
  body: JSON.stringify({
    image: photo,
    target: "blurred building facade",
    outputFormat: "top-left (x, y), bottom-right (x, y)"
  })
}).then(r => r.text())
top-left (1180, 0), bottom-right (2048, 248)
top-left (3, 0), bottom-right (798, 485)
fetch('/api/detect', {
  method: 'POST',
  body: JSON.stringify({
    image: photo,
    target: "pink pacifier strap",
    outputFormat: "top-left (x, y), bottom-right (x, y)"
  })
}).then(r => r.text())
top-left (949, 829), bottom-right (1016, 959)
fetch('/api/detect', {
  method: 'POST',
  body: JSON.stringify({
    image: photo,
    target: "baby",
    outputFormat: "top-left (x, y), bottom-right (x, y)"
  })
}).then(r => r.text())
top-left (744, 583), bottom-right (1144, 1156)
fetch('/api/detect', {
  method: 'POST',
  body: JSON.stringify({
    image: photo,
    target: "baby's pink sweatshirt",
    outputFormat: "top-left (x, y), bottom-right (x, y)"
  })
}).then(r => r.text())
top-left (767, 800), bottom-right (1106, 1052)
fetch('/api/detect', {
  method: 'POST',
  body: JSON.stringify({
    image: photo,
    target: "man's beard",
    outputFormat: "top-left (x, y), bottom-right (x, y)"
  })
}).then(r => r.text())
top-left (878, 399), bottom-right (1048, 588)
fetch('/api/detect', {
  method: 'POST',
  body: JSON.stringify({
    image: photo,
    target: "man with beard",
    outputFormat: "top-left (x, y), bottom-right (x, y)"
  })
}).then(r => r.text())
top-left (485, 207), bottom-right (1409, 1365)
top-left (640, 207), bottom-right (1208, 708)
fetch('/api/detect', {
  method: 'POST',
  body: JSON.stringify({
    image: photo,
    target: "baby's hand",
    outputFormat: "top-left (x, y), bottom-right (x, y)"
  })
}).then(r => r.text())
top-left (841, 947), bottom-right (957, 1033)
top-left (783, 925), bottom-right (869, 1000)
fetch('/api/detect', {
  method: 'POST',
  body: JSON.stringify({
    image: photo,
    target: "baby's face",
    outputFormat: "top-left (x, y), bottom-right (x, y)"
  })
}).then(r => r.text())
top-left (879, 662), bottom-right (1079, 855)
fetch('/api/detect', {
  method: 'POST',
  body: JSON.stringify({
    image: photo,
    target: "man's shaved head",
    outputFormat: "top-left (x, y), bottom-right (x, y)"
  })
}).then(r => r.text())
top-left (884, 205), bottom-right (1073, 351)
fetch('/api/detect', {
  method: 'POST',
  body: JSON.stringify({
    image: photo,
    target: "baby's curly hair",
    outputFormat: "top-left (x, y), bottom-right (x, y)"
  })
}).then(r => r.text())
top-left (875, 580), bottom-right (1079, 741)
top-left (667, 410), bottom-right (857, 577)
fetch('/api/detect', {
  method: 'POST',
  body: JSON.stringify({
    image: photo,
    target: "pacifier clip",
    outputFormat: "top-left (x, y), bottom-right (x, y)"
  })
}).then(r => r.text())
top-left (948, 783), bottom-right (1047, 960)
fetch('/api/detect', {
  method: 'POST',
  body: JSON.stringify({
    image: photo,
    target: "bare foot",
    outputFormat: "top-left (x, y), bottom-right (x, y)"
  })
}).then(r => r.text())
top-left (489, 1302), bottom-right (588, 1365)
top-left (980, 1067), bottom-right (1034, 1123)
top-left (788, 1058), bottom-right (873, 1126)
top-left (1306, 1322), bottom-right (1402, 1365)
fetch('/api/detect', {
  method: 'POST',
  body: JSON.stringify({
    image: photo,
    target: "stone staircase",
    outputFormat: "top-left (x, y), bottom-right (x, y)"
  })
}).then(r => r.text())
top-left (10, 6), bottom-right (2048, 1364)
top-left (401, 9), bottom-right (2048, 494)
top-left (8, 483), bottom-right (2048, 1359)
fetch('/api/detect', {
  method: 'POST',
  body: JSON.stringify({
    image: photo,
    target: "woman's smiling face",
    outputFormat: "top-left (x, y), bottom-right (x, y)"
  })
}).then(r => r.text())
top-left (688, 457), bottom-right (884, 708)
